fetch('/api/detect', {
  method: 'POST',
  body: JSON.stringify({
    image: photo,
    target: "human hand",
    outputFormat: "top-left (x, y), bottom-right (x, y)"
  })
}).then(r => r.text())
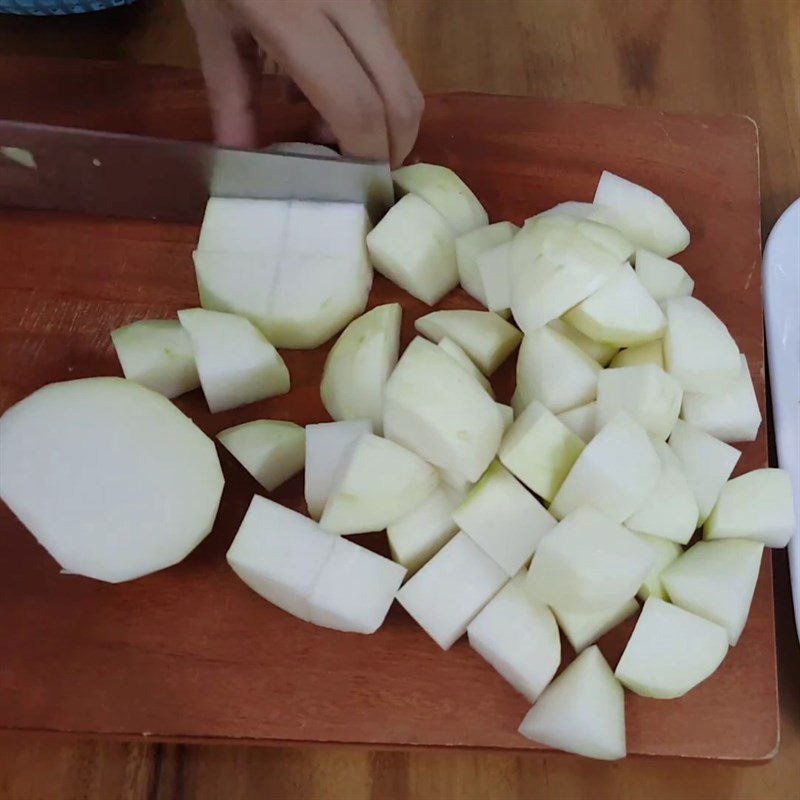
top-left (183, 0), bottom-right (424, 167)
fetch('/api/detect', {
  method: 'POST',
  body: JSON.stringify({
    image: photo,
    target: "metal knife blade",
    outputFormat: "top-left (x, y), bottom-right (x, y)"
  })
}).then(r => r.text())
top-left (0, 120), bottom-right (394, 224)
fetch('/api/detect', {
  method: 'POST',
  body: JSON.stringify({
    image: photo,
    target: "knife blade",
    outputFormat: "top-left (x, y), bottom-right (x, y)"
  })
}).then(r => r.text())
top-left (0, 120), bottom-right (394, 224)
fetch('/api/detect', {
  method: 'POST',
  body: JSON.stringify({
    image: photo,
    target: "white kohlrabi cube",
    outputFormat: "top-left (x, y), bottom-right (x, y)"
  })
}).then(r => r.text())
top-left (454, 460), bottom-right (557, 576)
top-left (625, 439), bottom-right (699, 544)
top-left (515, 326), bottom-right (602, 415)
top-left (563, 264), bottom-right (667, 347)
top-left (664, 296), bottom-right (741, 393)
top-left (593, 171), bottom-right (690, 257)
top-left (456, 221), bottom-right (517, 303)
top-left (518, 645), bottom-right (626, 761)
top-left (396, 532), bottom-right (507, 650)
top-left (634, 248), bottom-right (694, 301)
top-left (387, 484), bottom-right (464, 574)
top-left (681, 354), bottom-right (762, 442)
top-left (615, 598), bottom-right (728, 698)
top-left (704, 468), bottom-right (796, 548)
top-left (595, 364), bottom-right (683, 440)
top-left (478, 239), bottom-right (514, 312)
top-left (415, 310), bottom-right (522, 376)
top-left (111, 319), bottom-right (199, 398)
top-left (193, 251), bottom-right (278, 335)
top-left (549, 412), bottom-right (661, 522)
top-left (609, 339), bottom-right (664, 369)
top-left (366, 194), bottom-right (457, 305)
top-left (511, 225), bottom-right (622, 332)
top-left (304, 420), bottom-right (372, 520)
top-left (308, 536), bottom-right (406, 634)
top-left (197, 198), bottom-right (288, 255)
top-left (217, 420), bottom-right (305, 492)
top-left (633, 531), bottom-right (683, 599)
top-left (438, 337), bottom-right (494, 396)
top-left (552, 597), bottom-right (639, 653)
top-left (320, 433), bottom-right (439, 535)
top-left (320, 303), bottom-right (402, 434)
top-left (661, 539), bottom-right (763, 645)
top-left (467, 572), bottom-right (560, 701)
top-left (226, 496), bottom-right (335, 621)
top-left (525, 506), bottom-right (655, 612)
top-left (178, 308), bottom-right (290, 412)
top-left (548, 318), bottom-right (619, 366)
top-left (556, 402), bottom-right (597, 443)
top-left (0, 377), bottom-right (223, 584)
top-left (383, 337), bottom-right (504, 483)
top-left (668, 420), bottom-right (741, 524)
top-left (498, 400), bottom-right (585, 502)
top-left (392, 163), bottom-right (488, 235)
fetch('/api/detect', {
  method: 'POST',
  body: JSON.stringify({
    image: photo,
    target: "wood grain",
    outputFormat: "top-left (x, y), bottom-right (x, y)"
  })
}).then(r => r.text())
top-left (0, 0), bottom-right (798, 797)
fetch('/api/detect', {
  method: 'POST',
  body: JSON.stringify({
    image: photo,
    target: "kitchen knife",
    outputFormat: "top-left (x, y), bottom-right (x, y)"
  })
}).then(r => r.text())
top-left (0, 120), bottom-right (394, 224)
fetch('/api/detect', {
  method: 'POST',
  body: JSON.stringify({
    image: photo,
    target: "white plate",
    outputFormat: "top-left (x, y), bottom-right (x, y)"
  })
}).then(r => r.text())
top-left (763, 198), bottom-right (800, 643)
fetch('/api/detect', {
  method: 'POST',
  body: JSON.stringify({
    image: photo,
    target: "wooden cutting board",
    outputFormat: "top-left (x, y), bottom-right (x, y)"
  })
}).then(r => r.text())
top-left (0, 57), bottom-right (776, 760)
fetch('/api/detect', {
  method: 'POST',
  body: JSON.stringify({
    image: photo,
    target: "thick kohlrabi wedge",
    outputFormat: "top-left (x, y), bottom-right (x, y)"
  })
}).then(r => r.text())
top-left (668, 420), bottom-right (741, 524)
top-left (593, 171), bottom-right (690, 257)
top-left (661, 539), bottom-right (763, 645)
top-left (548, 318), bottom-right (619, 366)
top-left (437, 337), bottom-right (494, 396)
top-left (396, 531), bottom-right (507, 650)
top-left (552, 597), bottom-right (639, 653)
top-left (681, 354), bottom-right (762, 442)
top-left (178, 308), bottom-right (290, 412)
top-left (415, 310), bottom-right (522, 376)
top-left (111, 319), bottom-right (199, 398)
top-left (515, 326), bottom-right (602, 415)
top-left (456, 221), bottom-right (517, 303)
top-left (383, 337), bottom-right (504, 483)
top-left (0, 377), bottom-right (223, 584)
top-left (549, 412), bottom-right (661, 522)
top-left (304, 420), bottom-right (372, 520)
top-left (387, 484), bottom-right (465, 574)
top-left (626, 440), bottom-right (699, 544)
top-left (320, 433), bottom-right (438, 535)
top-left (511, 223), bottom-right (622, 332)
top-left (518, 645), bottom-right (626, 761)
top-left (454, 460), bottom-right (557, 576)
top-left (556, 402), bottom-right (597, 443)
top-left (634, 248), bottom-right (694, 301)
top-left (392, 163), bottom-right (488, 235)
top-left (498, 400), bottom-right (585, 502)
top-left (366, 193), bottom-right (458, 305)
top-left (467, 573), bottom-right (561, 701)
top-left (615, 598), bottom-right (728, 698)
top-left (525, 506), bottom-right (655, 612)
top-left (595, 364), bottom-right (683, 440)
top-left (564, 264), bottom-right (667, 347)
top-left (217, 420), bottom-right (305, 492)
top-left (308, 537), bottom-right (406, 634)
top-left (320, 303), bottom-right (402, 434)
top-left (704, 468), bottom-right (796, 548)
top-left (226, 496), bottom-right (335, 621)
top-left (609, 339), bottom-right (664, 369)
top-left (664, 296), bottom-right (740, 393)
top-left (634, 532), bottom-right (683, 600)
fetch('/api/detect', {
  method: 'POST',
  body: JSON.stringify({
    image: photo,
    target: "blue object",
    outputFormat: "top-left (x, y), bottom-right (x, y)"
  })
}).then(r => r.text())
top-left (0, 0), bottom-right (136, 14)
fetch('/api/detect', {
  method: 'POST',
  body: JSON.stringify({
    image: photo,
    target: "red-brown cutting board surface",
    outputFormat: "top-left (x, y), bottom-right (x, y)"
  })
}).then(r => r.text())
top-left (0, 57), bottom-right (775, 759)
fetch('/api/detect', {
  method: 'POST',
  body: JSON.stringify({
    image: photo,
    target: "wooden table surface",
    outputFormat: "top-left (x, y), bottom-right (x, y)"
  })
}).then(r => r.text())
top-left (0, 1), bottom-right (798, 798)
